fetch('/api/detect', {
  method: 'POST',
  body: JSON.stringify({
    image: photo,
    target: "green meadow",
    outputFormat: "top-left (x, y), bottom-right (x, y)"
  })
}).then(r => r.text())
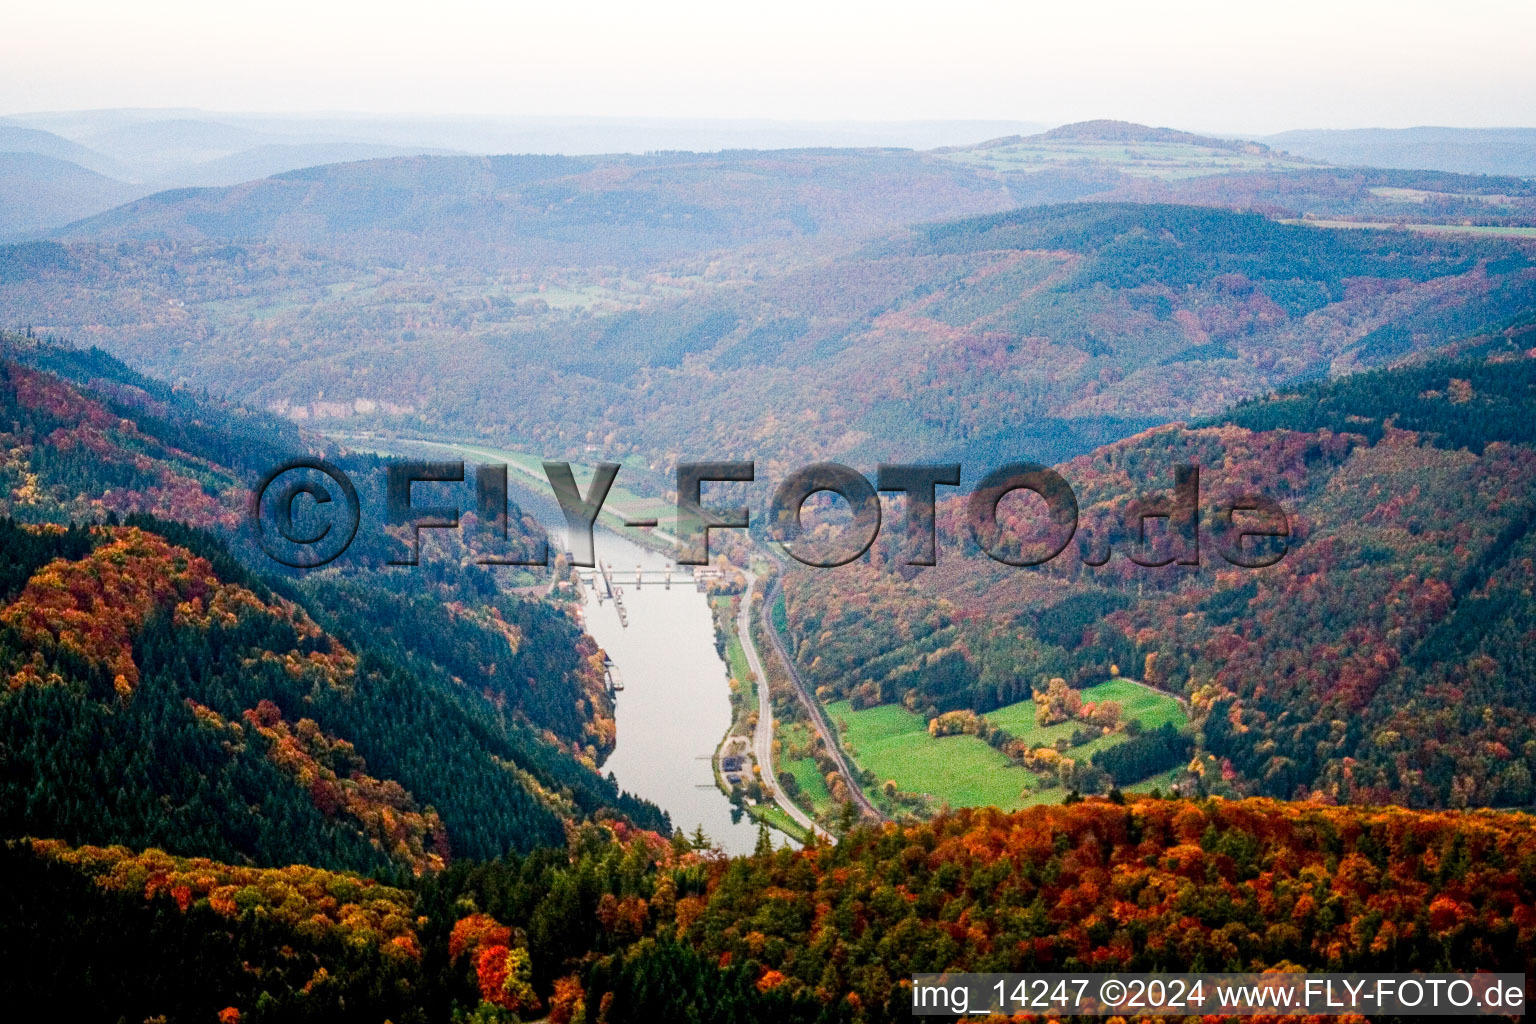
top-left (778, 721), bottom-right (837, 816)
top-left (827, 701), bottom-right (1037, 810)
top-left (986, 678), bottom-right (1187, 738)
top-left (827, 679), bottom-right (1188, 811)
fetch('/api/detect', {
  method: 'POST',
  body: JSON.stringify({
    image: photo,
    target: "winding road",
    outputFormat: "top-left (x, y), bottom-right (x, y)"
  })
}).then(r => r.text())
top-left (745, 558), bottom-right (884, 823)
top-left (737, 568), bottom-right (830, 840)
top-left (326, 430), bottom-right (866, 836)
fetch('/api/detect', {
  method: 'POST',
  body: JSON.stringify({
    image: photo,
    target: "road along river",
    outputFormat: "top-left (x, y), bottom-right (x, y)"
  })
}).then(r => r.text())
top-left (324, 434), bottom-right (786, 854)
top-left (580, 528), bottom-right (775, 855)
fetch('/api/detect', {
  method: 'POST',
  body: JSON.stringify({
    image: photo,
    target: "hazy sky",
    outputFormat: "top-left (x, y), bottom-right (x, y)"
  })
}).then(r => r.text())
top-left (4, 0), bottom-right (1533, 133)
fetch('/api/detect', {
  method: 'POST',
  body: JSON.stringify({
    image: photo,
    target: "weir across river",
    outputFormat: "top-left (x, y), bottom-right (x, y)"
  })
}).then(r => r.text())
top-left (575, 561), bottom-right (726, 627)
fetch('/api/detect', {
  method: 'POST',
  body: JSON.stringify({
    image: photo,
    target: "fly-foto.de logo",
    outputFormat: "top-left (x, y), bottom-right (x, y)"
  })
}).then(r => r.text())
top-left (250, 458), bottom-right (1288, 571)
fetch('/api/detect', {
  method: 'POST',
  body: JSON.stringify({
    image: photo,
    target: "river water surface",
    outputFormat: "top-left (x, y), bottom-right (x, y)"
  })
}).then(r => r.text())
top-left (582, 531), bottom-right (766, 855)
top-left (332, 437), bottom-right (772, 855)
top-left (499, 478), bottom-right (768, 855)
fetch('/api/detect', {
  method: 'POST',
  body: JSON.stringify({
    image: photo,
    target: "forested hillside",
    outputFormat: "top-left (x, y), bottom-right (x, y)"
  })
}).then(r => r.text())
top-left (7, 796), bottom-right (1535, 1021)
top-left (0, 334), bottom-right (667, 877)
top-left (4, 200), bottom-right (1532, 478)
top-left (0, 519), bottom-right (666, 872)
top-left (778, 342), bottom-right (1536, 809)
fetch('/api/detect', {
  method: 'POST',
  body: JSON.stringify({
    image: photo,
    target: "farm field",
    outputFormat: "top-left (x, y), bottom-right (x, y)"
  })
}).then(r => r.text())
top-left (826, 679), bottom-right (1189, 811)
top-left (827, 701), bottom-right (1037, 810)
top-left (939, 139), bottom-right (1316, 179)
top-left (986, 678), bottom-right (1187, 738)
top-left (1285, 219), bottom-right (1536, 238)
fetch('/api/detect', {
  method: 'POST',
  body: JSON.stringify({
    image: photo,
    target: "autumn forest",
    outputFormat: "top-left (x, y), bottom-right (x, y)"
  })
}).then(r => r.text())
top-left (1, 105), bottom-right (1535, 1022)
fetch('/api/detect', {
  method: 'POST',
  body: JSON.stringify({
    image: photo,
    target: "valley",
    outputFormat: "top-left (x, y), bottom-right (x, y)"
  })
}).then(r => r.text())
top-left (2, 103), bottom-right (1536, 1020)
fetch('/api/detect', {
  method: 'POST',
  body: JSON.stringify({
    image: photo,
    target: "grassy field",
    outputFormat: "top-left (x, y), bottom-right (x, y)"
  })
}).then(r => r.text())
top-left (712, 596), bottom-right (755, 730)
top-left (778, 720), bottom-right (837, 816)
top-left (746, 803), bottom-right (810, 845)
top-left (825, 679), bottom-right (1189, 811)
top-left (1091, 678), bottom-right (1186, 729)
top-left (826, 701), bottom-right (1037, 810)
top-left (1124, 767), bottom-right (1184, 795)
top-left (720, 605), bottom-right (750, 688)
top-left (940, 140), bottom-right (1315, 180)
top-left (987, 678), bottom-right (1186, 738)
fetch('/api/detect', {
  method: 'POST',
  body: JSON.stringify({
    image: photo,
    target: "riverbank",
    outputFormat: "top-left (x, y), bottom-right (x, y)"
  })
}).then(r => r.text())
top-left (322, 431), bottom-right (799, 853)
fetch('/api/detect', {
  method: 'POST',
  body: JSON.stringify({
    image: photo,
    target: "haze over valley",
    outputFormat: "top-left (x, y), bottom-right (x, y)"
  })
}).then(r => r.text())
top-left (4, 7), bottom-right (1536, 1011)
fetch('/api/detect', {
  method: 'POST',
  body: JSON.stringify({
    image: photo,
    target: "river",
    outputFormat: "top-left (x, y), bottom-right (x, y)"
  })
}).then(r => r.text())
top-left (326, 435), bottom-right (776, 854)
top-left (490, 468), bottom-right (771, 855)
top-left (582, 530), bottom-right (768, 855)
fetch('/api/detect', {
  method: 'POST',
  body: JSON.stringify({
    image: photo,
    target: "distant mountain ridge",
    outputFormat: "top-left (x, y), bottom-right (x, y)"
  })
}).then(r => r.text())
top-left (1004, 118), bottom-right (1276, 153)
top-left (46, 149), bottom-right (1022, 265)
top-left (9, 113), bottom-right (1536, 241)
top-left (0, 125), bottom-right (147, 239)
top-left (0, 152), bottom-right (143, 238)
top-left (1263, 126), bottom-right (1536, 177)
top-left (0, 123), bottom-right (130, 177)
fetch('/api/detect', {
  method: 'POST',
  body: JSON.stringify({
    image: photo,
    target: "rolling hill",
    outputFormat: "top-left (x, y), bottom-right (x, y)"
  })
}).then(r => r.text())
top-left (1265, 126), bottom-right (1536, 178)
top-left (51, 148), bottom-right (1021, 264)
top-left (940, 121), bottom-right (1536, 225)
top-left (3, 199), bottom-right (1533, 480)
top-left (0, 152), bottom-right (142, 238)
top-left (0, 123), bottom-right (131, 179)
top-left (775, 335), bottom-right (1536, 810)
top-left (0, 333), bottom-right (667, 877)
top-left (8, 115), bottom-right (1536, 252)
top-left (167, 141), bottom-right (462, 187)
